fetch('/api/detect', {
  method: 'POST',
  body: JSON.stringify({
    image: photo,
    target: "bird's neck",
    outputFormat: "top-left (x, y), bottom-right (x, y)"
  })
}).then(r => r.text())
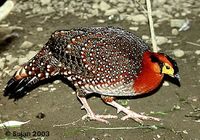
top-left (133, 52), bottom-right (164, 94)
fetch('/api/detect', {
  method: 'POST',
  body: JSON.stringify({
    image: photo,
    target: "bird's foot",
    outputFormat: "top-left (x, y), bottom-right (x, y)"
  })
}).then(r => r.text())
top-left (77, 94), bottom-right (117, 124)
top-left (82, 114), bottom-right (118, 124)
top-left (120, 110), bottom-right (160, 124)
top-left (106, 100), bottom-right (160, 124)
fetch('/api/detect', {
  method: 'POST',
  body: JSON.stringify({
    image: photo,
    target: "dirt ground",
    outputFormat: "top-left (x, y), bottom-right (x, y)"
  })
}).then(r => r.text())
top-left (0, 2), bottom-right (200, 140)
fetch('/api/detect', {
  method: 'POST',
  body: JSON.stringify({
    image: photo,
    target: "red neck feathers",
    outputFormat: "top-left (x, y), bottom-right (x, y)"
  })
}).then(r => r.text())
top-left (133, 51), bottom-right (164, 94)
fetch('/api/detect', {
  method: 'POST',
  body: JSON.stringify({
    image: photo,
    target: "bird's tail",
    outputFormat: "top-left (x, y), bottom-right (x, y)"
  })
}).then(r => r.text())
top-left (4, 46), bottom-right (60, 100)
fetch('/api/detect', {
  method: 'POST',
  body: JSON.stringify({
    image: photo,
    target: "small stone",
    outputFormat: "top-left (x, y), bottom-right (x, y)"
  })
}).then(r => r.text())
top-left (24, 36), bottom-right (28, 39)
top-left (92, 3), bottom-right (99, 9)
top-left (104, 9), bottom-right (118, 16)
top-left (39, 87), bottom-right (49, 91)
top-left (45, 6), bottom-right (55, 14)
top-left (182, 130), bottom-right (188, 134)
top-left (58, 1), bottom-right (65, 7)
top-left (50, 87), bottom-right (56, 92)
top-left (41, 0), bottom-right (51, 5)
top-left (192, 98), bottom-right (197, 102)
top-left (168, 40), bottom-right (172, 44)
top-left (53, 80), bottom-right (61, 84)
top-left (129, 26), bottom-right (139, 31)
top-left (18, 57), bottom-right (27, 65)
top-left (2, 67), bottom-right (11, 77)
top-left (157, 134), bottom-right (161, 138)
top-left (48, 84), bottom-right (54, 88)
top-left (170, 19), bottom-right (185, 28)
top-left (156, 36), bottom-right (168, 45)
top-left (99, 1), bottom-right (110, 11)
top-left (163, 81), bottom-right (169, 86)
top-left (154, 23), bottom-right (159, 28)
top-left (71, 91), bottom-right (76, 95)
top-left (18, 57), bottom-right (28, 65)
top-left (37, 27), bottom-right (43, 32)
top-left (97, 19), bottom-right (105, 23)
top-left (171, 28), bottom-right (179, 35)
top-left (127, 14), bottom-right (147, 23)
top-left (6, 55), bottom-right (18, 65)
top-left (9, 69), bottom-right (16, 76)
top-left (152, 9), bottom-right (170, 19)
top-left (142, 35), bottom-right (149, 40)
top-left (153, 0), bottom-right (166, 7)
top-left (0, 58), bottom-right (6, 70)
top-left (181, 12), bottom-right (187, 16)
top-left (108, 15), bottom-right (114, 20)
top-left (173, 49), bottom-right (184, 57)
top-left (195, 50), bottom-right (200, 55)
top-left (174, 13), bottom-right (180, 17)
top-left (20, 41), bottom-right (33, 49)
top-left (26, 51), bottom-right (37, 60)
top-left (173, 43), bottom-right (179, 47)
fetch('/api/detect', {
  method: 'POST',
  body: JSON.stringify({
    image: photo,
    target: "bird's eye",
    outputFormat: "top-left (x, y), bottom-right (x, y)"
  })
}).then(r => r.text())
top-left (166, 66), bottom-right (170, 69)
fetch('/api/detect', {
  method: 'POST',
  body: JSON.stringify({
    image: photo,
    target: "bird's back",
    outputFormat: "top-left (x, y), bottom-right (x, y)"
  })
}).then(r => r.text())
top-left (46, 27), bottom-right (150, 96)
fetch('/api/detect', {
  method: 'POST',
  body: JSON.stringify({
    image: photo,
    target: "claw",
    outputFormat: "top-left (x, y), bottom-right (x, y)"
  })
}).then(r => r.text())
top-left (106, 100), bottom-right (160, 123)
top-left (82, 114), bottom-right (115, 124)
top-left (121, 113), bottom-right (160, 124)
top-left (81, 105), bottom-right (85, 110)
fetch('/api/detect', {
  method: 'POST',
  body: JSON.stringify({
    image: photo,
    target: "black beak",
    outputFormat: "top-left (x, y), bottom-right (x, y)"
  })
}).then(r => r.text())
top-left (173, 73), bottom-right (181, 87)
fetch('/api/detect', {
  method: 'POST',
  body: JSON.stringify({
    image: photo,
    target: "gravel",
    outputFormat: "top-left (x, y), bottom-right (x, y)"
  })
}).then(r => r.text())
top-left (36, 27), bottom-right (43, 32)
top-left (156, 36), bottom-right (168, 45)
top-left (163, 81), bottom-right (169, 86)
top-left (104, 9), bottom-right (118, 16)
top-left (5, 54), bottom-right (18, 65)
top-left (173, 49), bottom-right (185, 57)
top-left (13, 0), bottom-right (200, 24)
top-left (20, 41), bottom-right (34, 49)
top-left (53, 80), bottom-right (61, 84)
top-left (18, 51), bottom-right (37, 65)
top-left (142, 35), bottom-right (150, 40)
top-left (0, 58), bottom-right (5, 70)
top-left (41, 0), bottom-right (51, 5)
top-left (99, 1), bottom-right (111, 11)
top-left (195, 50), bottom-right (200, 55)
top-left (170, 19), bottom-right (186, 28)
top-left (129, 26), bottom-right (139, 31)
top-left (127, 14), bottom-right (147, 23)
top-left (18, 57), bottom-right (28, 65)
top-left (39, 87), bottom-right (49, 91)
top-left (171, 28), bottom-right (179, 36)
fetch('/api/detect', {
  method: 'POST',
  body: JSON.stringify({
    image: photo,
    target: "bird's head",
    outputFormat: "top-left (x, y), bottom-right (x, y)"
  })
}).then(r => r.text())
top-left (147, 52), bottom-right (180, 86)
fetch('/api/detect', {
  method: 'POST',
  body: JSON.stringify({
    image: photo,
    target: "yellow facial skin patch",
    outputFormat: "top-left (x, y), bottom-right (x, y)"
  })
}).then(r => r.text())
top-left (162, 63), bottom-right (174, 77)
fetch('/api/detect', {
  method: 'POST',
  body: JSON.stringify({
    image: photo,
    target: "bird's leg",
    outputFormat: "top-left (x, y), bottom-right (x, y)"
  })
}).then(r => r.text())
top-left (102, 97), bottom-right (160, 124)
top-left (76, 92), bottom-right (117, 124)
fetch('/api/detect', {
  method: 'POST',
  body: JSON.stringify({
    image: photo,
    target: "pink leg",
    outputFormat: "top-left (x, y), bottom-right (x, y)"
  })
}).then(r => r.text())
top-left (106, 100), bottom-right (160, 123)
top-left (77, 94), bottom-right (118, 124)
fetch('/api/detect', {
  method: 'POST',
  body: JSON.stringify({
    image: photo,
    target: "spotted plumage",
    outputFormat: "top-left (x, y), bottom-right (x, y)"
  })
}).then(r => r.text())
top-left (4, 27), bottom-right (180, 123)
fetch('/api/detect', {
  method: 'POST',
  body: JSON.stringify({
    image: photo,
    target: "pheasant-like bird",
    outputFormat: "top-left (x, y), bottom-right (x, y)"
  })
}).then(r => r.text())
top-left (4, 27), bottom-right (180, 123)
